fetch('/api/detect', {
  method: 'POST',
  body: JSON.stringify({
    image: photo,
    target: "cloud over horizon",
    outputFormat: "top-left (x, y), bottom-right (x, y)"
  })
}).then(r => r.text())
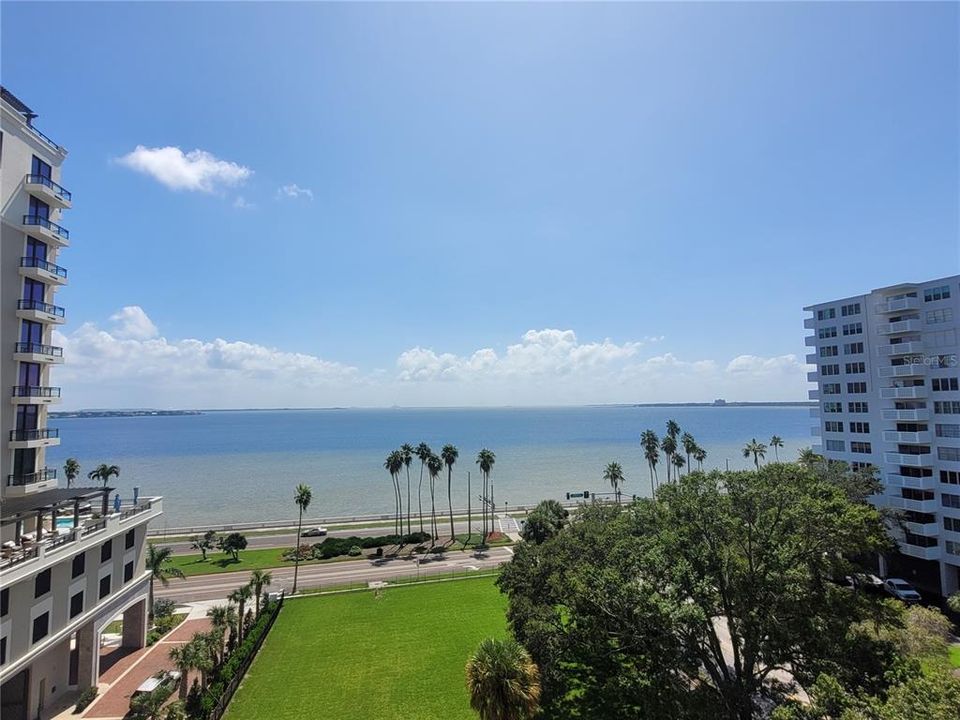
top-left (117, 145), bottom-right (252, 192)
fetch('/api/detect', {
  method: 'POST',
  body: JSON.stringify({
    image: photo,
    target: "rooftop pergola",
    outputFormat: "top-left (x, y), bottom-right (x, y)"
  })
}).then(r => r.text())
top-left (1, 487), bottom-right (112, 541)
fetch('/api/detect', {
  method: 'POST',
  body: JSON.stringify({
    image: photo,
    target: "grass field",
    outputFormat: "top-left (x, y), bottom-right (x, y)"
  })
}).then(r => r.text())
top-left (949, 644), bottom-right (960, 669)
top-left (225, 576), bottom-right (507, 720)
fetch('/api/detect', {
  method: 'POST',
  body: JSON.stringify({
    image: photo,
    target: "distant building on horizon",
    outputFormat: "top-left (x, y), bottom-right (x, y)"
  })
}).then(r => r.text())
top-left (0, 87), bottom-right (163, 719)
top-left (804, 275), bottom-right (960, 598)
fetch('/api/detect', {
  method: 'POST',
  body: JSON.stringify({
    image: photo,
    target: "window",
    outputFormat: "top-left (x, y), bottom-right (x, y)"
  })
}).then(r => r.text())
top-left (938, 447), bottom-right (960, 462)
top-left (850, 441), bottom-right (872, 454)
top-left (936, 424), bottom-right (960, 438)
top-left (848, 402), bottom-right (869, 413)
top-left (124, 561), bottom-right (134, 583)
top-left (1, 636), bottom-right (5, 665)
top-left (935, 401), bottom-right (960, 414)
top-left (824, 402), bottom-right (843, 413)
top-left (72, 552), bottom-right (85, 579)
top-left (946, 541), bottom-right (960, 556)
top-left (932, 377), bottom-right (959, 392)
top-left (32, 612), bottom-right (49, 643)
top-left (945, 517), bottom-right (960, 533)
top-left (817, 308), bottom-right (836, 321)
top-left (825, 421), bottom-right (843, 432)
top-left (925, 330), bottom-right (958, 349)
top-left (904, 532), bottom-right (937, 548)
top-left (903, 488), bottom-right (934, 501)
top-left (821, 364), bottom-right (840, 376)
top-left (70, 591), bottom-right (84, 619)
top-left (901, 466), bottom-right (933, 478)
top-left (818, 326), bottom-right (837, 339)
top-left (942, 470), bottom-right (960, 485)
top-left (99, 575), bottom-right (112, 599)
top-left (842, 322), bottom-right (863, 336)
top-left (125, 529), bottom-right (135, 550)
top-left (35, 569), bottom-right (51, 598)
top-left (926, 309), bottom-right (954, 325)
top-left (924, 285), bottom-right (951, 302)
top-left (31, 155), bottom-right (52, 179)
top-left (851, 461), bottom-right (872, 471)
top-left (844, 342), bottom-right (864, 355)
top-left (819, 346), bottom-right (838, 358)
top-left (943, 494), bottom-right (960, 509)
top-left (825, 439), bottom-right (845, 452)
top-left (100, 541), bottom-right (112, 563)
top-left (850, 422), bottom-right (870, 433)
top-left (847, 382), bottom-right (867, 394)
top-left (841, 302), bottom-right (861, 316)
top-left (823, 383), bottom-right (841, 395)
top-left (845, 362), bottom-right (865, 374)
top-left (0, 588), bottom-right (7, 617)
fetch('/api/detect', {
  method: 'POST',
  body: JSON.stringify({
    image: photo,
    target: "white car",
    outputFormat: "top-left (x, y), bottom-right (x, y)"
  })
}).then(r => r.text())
top-left (883, 578), bottom-right (921, 603)
top-left (301, 526), bottom-right (328, 537)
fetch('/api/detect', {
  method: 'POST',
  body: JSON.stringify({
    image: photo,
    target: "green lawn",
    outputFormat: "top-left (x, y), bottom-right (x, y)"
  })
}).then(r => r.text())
top-left (949, 644), bottom-right (960, 669)
top-left (167, 548), bottom-right (331, 577)
top-left (225, 576), bottom-right (507, 720)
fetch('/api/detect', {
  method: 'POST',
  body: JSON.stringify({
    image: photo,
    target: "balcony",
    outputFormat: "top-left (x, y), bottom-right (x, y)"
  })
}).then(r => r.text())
top-left (13, 342), bottom-right (64, 364)
top-left (804, 336), bottom-right (818, 347)
top-left (885, 495), bottom-right (938, 513)
top-left (16, 299), bottom-right (65, 324)
top-left (876, 297), bottom-right (921, 314)
top-left (807, 371), bottom-right (819, 382)
top-left (884, 451), bottom-right (932, 467)
top-left (878, 364), bottom-right (926, 378)
top-left (11, 385), bottom-right (62, 405)
top-left (8, 427), bottom-right (59, 450)
top-left (5, 467), bottom-right (58, 488)
top-left (880, 386), bottom-right (927, 400)
top-left (809, 407), bottom-right (820, 418)
top-left (804, 317), bottom-right (817, 330)
top-left (881, 408), bottom-right (929, 422)
top-left (899, 542), bottom-right (940, 561)
top-left (20, 214), bottom-right (69, 246)
top-left (808, 389), bottom-right (820, 400)
top-left (24, 173), bottom-right (72, 208)
top-left (884, 473), bottom-right (937, 491)
top-left (877, 341), bottom-right (925, 357)
top-left (882, 431), bottom-right (932, 444)
top-left (19, 256), bottom-right (67, 285)
top-left (877, 319), bottom-right (922, 335)
top-left (905, 521), bottom-right (940, 536)
top-left (805, 353), bottom-right (817, 364)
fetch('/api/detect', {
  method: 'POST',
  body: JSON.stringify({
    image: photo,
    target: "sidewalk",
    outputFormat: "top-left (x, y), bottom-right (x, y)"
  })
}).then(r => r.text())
top-left (496, 514), bottom-right (523, 542)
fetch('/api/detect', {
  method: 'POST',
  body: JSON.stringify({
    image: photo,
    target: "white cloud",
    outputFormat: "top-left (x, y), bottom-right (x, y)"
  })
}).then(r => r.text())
top-left (232, 196), bottom-right (256, 210)
top-left (276, 183), bottom-right (314, 200)
top-left (725, 354), bottom-right (806, 375)
top-left (117, 145), bottom-right (252, 192)
top-left (109, 306), bottom-right (158, 340)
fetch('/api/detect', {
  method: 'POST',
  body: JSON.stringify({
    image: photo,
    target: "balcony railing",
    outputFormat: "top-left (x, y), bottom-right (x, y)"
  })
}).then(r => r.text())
top-left (877, 319), bottom-right (922, 335)
top-left (14, 342), bottom-right (63, 358)
top-left (6, 468), bottom-right (57, 486)
top-left (18, 299), bottom-right (65, 317)
top-left (25, 174), bottom-right (71, 201)
top-left (11, 385), bottom-right (62, 399)
top-left (9, 428), bottom-right (59, 442)
top-left (875, 297), bottom-right (920, 314)
top-left (20, 256), bottom-right (67, 278)
top-left (22, 215), bottom-right (69, 240)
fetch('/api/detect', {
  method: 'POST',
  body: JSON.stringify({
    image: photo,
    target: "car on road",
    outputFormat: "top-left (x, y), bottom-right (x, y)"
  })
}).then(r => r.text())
top-left (301, 526), bottom-right (328, 537)
top-left (132, 670), bottom-right (181, 698)
top-left (883, 578), bottom-right (922, 603)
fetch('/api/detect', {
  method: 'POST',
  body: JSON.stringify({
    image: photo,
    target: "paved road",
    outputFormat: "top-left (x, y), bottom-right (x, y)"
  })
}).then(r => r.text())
top-left (156, 546), bottom-right (514, 602)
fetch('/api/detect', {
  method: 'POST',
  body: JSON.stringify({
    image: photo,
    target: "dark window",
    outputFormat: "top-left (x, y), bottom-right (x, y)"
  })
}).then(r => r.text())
top-left (0, 588), bottom-right (8, 617)
top-left (125, 529), bottom-right (135, 550)
top-left (124, 561), bottom-right (134, 583)
top-left (70, 591), bottom-right (84, 619)
top-left (32, 612), bottom-right (49, 643)
top-left (0, 635), bottom-right (6, 665)
top-left (31, 155), bottom-right (52, 179)
top-left (100, 540), bottom-right (112, 563)
top-left (35, 569), bottom-right (51, 598)
top-left (72, 552), bottom-right (85, 578)
top-left (99, 575), bottom-right (111, 599)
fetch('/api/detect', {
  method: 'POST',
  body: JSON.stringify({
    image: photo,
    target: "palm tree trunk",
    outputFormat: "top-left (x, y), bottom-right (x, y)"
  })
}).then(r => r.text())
top-left (447, 467), bottom-right (455, 541)
top-left (148, 576), bottom-right (155, 621)
top-left (465, 471), bottom-right (472, 548)
top-left (293, 506), bottom-right (303, 594)
top-left (405, 466), bottom-right (412, 536)
top-left (418, 463), bottom-right (425, 534)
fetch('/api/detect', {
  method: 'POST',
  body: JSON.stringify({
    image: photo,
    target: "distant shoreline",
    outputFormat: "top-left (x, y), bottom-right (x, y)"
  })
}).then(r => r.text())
top-left (49, 410), bottom-right (203, 419)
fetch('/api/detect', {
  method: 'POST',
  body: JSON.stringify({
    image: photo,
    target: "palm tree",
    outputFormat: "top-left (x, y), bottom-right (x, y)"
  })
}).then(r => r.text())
top-left (400, 444), bottom-right (414, 536)
top-left (441, 444), bottom-right (459, 541)
top-left (249, 568), bottom-right (272, 617)
top-left (87, 463), bottom-right (120, 487)
top-left (190, 634), bottom-right (216, 691)
top-left (292, 484), bottom-right (312, 595)
top-left (205, 604), bottom-right (236, 665)
top-left (797, 447), bottom-right (823, 468)
top-left (671, 454), bottom-right (686, 477)
top-left (168, 643), bottom-right (198, 700)
top-left (146, 543), bottom-right (184, 620)
top-left (681, 432), bottom-right (697, 477)
top-left (640, 430), bottom-right (660, 497)
top-left (465, 637), bottom-right (541, 720)
top-left (743, 438), bottom-right (767, 469)
top-left (661, 435), bottom-right (677, 483)
top-left (665, 419), bottom-right (681, 440)
top-left (770, 435), bottom-right (784, 462)
top-left (384, 451), bottom-right (404, 540)
top-left (693, 445), bottom-right (707, 471)
top-left (415, 443), bottom-right (432, 534)
top-left (427, 453), bottom-right (443, 541)
top-left (603, 462), bottom-right (625, 504)
top-left (476, 449), bottom-right (496, 544)
top-left (228, 584), bottom-right (252, 643)
top-left (63, 458), bottom-right (80, 488)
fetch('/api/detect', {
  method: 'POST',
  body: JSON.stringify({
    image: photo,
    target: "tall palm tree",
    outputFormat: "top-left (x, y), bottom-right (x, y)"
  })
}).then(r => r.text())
top-left (400, 444), bottom-right (414, 536)
top-left (384, 451), bottom-right (404, 539)
top-left (87, 463), bottom-right (120, 488)
top-left (168, 643), bottom-right (198, 700)
top-left (441, 444), bottom-right (459, 541)
top-left (190, 634), bottom-right (216, 691)
top-left (146, 543), bottom-right (184, 620)
top-left (797, 446), bottom-right (823, 468)
top-left (205, 604), bottom-right (236, 665)
top-left (476, 449), bottom-right (496, 544)
top-left (465, 638), bottom-right (541, 720)
top-left (665, 419), bottom-right (681, 440)
top-left (681, 432), bottom-right (697, 477)
top-left (770, 435), bottom-right (784, 462)
top-left (415, 443), bottom-right (432, 534)
top-left (743, 438), bottom-right (767, 469)
top-left (228, 584), bottom-right (252, 643)
top-left (661, 435), bottom-right (677, 483)
top-left (603, 462), bottom-right (625, 504)
top-left (63, 458), bottom-right (80, 488)
top-left (693, 445), bottom-right (707, 471)
top-left (292, 484), bottom-right (312, 595)
top-left (671, 454), bottom-right (686, 477)
top-left (640, 430), bottom-right (660, 497)
top-left (427, 453), bottom-right (443, 541)
top-left (249, 568), bottom-right (272, 617)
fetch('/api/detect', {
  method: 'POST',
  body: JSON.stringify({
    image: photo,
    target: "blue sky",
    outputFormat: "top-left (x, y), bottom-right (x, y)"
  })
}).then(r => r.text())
top-left (3, 2), bottom-right (958, 408)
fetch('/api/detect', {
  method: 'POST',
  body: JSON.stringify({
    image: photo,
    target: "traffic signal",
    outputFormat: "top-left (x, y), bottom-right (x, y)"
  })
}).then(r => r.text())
top-left (583, 490), bottom-right (590, 499)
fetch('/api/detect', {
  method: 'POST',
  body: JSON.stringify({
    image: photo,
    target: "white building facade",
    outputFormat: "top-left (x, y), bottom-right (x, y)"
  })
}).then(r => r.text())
top-left (1, 87), bottom-right (163, 720)
top-left (805, 276), bottom-right (960, 597)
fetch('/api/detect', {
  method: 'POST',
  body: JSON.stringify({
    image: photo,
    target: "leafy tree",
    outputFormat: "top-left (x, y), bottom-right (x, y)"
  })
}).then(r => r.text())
top-left (948, 592), bottom-right (960, 615)
top-left (146, 544), bottom-right (184, 620)
top-left (190, 529), bottom-right (218, 560)
top-left (64, 458), bottom-right (80, 488)
top-left (476, 449), bottom-right (496, 544)
top-left (742, 438), bottom-right (767, 468)
top-left (797, 447), bottom-right (824, 468)
top-left (218, 532), bottom-right (247, 562)
top-left (400, 444), bottom-right (414, 535)
top-left (640, 429), bottom-right (660, 496)
top-left (770, 435), bottom-right (784, 461)
top-left (603, 461), bottom-right (625, 503)
top-left (520, 500), bottom-right (569, 545)
top-left (87, 463), bottom-right (120, 487)
top-left (249, 568), bottom-right (272, 616)
top-left (442, 444), bottom-right (459, 540)
top-left (465, 637), bottom-right (541, 720)
top-left (292, 484), bottom-right (312, 594)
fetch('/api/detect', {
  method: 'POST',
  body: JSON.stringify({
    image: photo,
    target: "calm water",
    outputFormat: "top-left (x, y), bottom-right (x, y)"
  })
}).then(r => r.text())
top-left (46, 406), bottom-right (813, 529)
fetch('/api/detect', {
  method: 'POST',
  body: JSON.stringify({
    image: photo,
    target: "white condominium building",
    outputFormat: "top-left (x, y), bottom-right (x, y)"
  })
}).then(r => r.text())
top-left (0, 87), bottom-right (163, 720)
top-left (804, 275), bottom-right (960, 597)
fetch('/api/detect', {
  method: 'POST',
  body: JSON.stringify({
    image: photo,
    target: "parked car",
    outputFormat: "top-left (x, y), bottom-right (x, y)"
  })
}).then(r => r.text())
top-left (301, 526), bottom-right (328, 537)
top-left (131, 670), bottom-right (181, 698)
top-left (883, 578), bottom-right (922, 603)
top-left (846, 573), bottom-right (884, 594)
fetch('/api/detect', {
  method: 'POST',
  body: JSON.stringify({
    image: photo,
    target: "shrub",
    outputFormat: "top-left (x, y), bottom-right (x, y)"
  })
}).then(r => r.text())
top-left (152, 598), bottom-right (176, 619)
top-left (348, 545), bottom-right (362, 556)
top-left (74, 686), bottom-right (98, 713)
top-left (283, 544), bottom-right (312, 562)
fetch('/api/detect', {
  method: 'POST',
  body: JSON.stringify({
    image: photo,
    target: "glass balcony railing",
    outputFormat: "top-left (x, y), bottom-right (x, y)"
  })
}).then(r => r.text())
top-left (20, 256), bottom-right (67, 278)
top-left (9, 428), bottom-right (59, 442)
top-left (18, 299), bottom-right (65, 317)
top-left (22, 215), bottom-right (69, 240)
top-left (25, 174), bottom-right (72, 201)
top-left (6, 468), bottom-right (58, 486)
top-left (14, 342), bottom-right (64, 357)
top-left (11, 385), bottom-right (62, 399)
